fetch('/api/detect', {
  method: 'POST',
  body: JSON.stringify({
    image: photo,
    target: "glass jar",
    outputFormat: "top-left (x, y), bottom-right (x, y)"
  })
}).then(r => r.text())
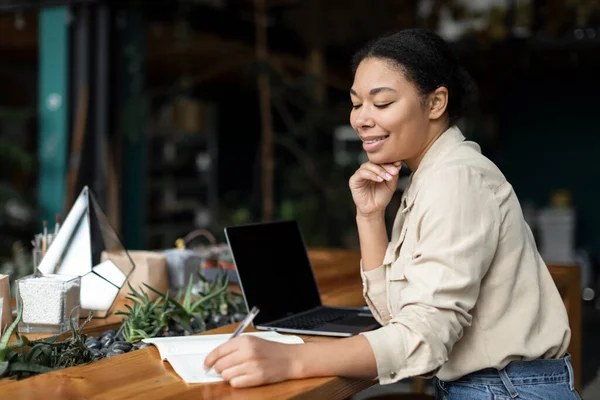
top-left (16, 274), bottom-right (81, 334)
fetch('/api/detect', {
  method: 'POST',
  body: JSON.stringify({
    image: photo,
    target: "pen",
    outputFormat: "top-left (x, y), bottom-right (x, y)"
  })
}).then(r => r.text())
top-left (54, 214), bottom-right (61, 235)
top-left (206, 306), bottom-right (260, 376)
top-left (41, 221), bottom-right (48, 256)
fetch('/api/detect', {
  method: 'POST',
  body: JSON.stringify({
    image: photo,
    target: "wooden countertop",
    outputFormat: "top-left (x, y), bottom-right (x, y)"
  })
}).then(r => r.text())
top-left (0, 248), bottom-right (375, 399)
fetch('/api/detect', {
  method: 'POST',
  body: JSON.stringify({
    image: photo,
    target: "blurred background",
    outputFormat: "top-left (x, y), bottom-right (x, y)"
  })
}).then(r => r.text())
top-left (1, 0), bottom-right (599, 397)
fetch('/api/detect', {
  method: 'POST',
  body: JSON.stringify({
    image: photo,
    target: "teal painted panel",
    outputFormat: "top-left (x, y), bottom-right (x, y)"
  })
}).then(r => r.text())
top-left (38, 7), bottom-right (69, 224)
top-left (118, 10), bottom-right (147, 249)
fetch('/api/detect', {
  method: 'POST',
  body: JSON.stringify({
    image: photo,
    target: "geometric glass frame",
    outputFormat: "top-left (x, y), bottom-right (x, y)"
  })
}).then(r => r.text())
top-left (37, 186), bottom-right (135, 318)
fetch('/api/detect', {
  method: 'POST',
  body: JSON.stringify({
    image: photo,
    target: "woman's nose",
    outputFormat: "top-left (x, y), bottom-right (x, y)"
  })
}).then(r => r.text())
top-left (353, 107), bottom-right (375, 129)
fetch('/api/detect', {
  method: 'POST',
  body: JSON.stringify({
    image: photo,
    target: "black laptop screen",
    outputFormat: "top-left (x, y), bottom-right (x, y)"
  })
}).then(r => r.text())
top-left (225, 221), bottom-right (323, 326)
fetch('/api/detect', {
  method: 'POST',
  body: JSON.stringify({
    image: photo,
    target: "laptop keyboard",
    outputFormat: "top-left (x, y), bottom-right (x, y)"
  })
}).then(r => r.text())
top-left (270, 308), bottom-right (354, 330)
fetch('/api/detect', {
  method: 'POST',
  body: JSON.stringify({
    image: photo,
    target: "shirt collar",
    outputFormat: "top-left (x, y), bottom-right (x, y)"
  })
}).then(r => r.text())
top-left (402, 125), bottom-right (466, 210)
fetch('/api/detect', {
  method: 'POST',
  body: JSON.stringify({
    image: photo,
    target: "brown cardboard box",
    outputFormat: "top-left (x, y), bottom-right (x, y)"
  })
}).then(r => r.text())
top-left (0, 274), bottom-right (13, 330)
top-left (102, 251), bottom-right (170, 301)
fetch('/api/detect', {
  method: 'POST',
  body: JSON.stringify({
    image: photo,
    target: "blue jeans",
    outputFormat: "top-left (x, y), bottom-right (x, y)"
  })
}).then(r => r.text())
top-left (435, 355), bottom-right (582, 399)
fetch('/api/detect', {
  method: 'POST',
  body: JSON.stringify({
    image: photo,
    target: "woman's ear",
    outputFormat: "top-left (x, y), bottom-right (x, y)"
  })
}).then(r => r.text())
top-left (428, 86), bottom-right (449, 120)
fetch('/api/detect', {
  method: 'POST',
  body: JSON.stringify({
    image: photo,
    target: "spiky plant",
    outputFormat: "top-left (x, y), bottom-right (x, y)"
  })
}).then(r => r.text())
top-left (0, 302), bottom-right (95, 379)
top-left (115, 282), bottom-right (173, 342)
top-left (117, 268), bottom-right (246, 343)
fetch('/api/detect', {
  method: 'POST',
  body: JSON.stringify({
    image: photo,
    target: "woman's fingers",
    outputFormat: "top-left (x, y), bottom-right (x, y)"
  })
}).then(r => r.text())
top-left (219, 361), bottom-right (249, 382)
top-left (204, 342), bottom-right (238, 370)
top-left (212, 348), bottom-right (247, 375)
top-left (360, 162), bottom-right (399, 181)
top-left (381, 162), bottom-right (401, 175)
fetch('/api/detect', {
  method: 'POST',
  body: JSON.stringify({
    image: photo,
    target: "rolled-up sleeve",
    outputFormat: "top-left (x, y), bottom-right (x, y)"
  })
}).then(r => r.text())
top-left (360, 262), bottom-right (389, 325)
top-left (361, 167), bottom-right (501, 384)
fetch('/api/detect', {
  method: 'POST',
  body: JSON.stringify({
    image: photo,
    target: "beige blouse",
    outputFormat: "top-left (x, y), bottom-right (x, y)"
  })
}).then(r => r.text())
top-left (360, 126), bottom-right (571, 384)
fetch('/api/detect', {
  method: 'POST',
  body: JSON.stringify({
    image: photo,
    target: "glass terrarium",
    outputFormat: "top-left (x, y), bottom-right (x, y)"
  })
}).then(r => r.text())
top-left (36, 186), bottom-right (135, 318)
top-left (16, 274), bottom-right (81, 334)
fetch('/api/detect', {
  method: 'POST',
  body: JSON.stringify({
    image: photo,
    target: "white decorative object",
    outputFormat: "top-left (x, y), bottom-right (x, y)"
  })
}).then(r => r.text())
top-left (36, 186), bottom-right (135, 318)
top-left (16, 274), bottom-right (81, 334)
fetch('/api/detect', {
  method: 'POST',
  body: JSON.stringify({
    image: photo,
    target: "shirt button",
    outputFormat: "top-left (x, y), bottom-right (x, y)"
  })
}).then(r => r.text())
top-left (390, 371), bottom-right (397, 379)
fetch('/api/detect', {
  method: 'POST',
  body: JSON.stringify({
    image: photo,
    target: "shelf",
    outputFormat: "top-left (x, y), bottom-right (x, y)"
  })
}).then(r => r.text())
top-left (145, 103), bottom-right (218, 250)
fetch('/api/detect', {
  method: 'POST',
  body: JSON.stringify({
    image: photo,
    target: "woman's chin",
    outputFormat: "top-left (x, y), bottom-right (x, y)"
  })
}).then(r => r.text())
top-left (366, 153), bottom-right (401, 165)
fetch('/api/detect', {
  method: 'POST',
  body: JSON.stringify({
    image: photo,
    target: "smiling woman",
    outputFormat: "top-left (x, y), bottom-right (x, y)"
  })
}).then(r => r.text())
top-left (347, 29), bottom-right (577, 400)
top-left (348, 30), bottom-right (476, 170)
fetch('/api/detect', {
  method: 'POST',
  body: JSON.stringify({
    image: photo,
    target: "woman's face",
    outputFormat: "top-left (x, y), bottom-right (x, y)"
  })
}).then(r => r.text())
top-left (350, 57), bottom-right (433, 166)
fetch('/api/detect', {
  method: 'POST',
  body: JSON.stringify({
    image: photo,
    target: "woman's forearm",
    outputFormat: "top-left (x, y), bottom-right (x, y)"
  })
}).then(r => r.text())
top-left (291, 335), bottom-right (377, 380)
top-left (357, 213), bottom-right (388, 271)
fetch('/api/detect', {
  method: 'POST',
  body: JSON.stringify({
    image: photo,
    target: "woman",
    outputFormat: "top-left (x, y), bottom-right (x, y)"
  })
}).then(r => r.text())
top-left (204, 29), bottom-right (578, 399)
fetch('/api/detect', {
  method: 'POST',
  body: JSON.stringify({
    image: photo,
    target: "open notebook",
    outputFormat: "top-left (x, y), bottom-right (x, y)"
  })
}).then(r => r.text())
top-left (142, 331), bottom-right (304, 383)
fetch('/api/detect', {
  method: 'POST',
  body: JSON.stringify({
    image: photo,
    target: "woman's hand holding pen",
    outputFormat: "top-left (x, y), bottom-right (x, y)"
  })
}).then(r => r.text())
top-left (204, 336), bottom-right (300, 388)
top-left (349, 161), bottom-right (401, 218)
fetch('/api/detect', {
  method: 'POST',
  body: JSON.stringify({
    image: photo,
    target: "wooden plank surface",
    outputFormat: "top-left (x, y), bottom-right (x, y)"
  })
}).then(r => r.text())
top-left (0, 248), bottom-right (374, 400)
top-left (0, 326), bottom-right (374, 400)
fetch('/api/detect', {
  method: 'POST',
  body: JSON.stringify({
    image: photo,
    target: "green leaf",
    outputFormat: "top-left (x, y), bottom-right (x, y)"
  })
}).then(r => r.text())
top-left (125, 295), bottom-right (141, 305)
top-left (183, 274), bottom-right (195, 311)
top-left (14, 332), bottom-right (26, 359)
top-left (26, 334), bottom-right (60, 345)
top-left (132, 329), bottom-right (150, 339)
top-left (0, 299), bottom-right (23, 361)
top-left (196, 271), bottom-right (209, 283)
top-left (126, 282), bottom-right (145, 302)
top-left (142, 290), bottom-right (151, 306)
top-left (142, 283), bottom-right (168, 299)
top-left (8, 361), bottom-right (54, 374)
top-left (79, 312), bottom-right (94, 331)
top-left (171, 315), bottom-right (194, 335)
top-left (206, 276), bottom-right (219, 293)
top-left (149, 325), bottom-right (163, 338)
top-left (150, 295), bottom-right (163, 312)
top-left (123, 304), bottom-right (135, 315)
top-left (160, 290), bottom-right (170, 314)
top-left (190, 283), bottom-right (228, 313)
top-left (26, 343), bottom-right (51, 363)
top-left (165, 297), bottom-right (187, 314)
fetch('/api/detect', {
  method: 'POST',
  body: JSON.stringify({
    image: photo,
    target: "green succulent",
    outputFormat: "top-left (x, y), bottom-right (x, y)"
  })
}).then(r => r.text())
top-left (117, 269), bottom-right (246, 343)
top-left (115, 282), bottom-right (173, 343)
top-left (1, 302), bottom-right (94, 380)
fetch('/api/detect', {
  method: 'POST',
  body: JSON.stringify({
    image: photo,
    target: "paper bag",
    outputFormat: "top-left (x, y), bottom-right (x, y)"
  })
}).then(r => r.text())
top-left (0, 274), bottom-right (13, 330)
top-left (102, 251), bottom-right (170, 301)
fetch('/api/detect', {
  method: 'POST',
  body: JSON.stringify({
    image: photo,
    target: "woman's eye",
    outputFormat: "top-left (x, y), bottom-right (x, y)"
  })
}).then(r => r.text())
top-left (351, 104), bottom-right (362, 110)
top-left (375, 102), bottom-right (392, 109)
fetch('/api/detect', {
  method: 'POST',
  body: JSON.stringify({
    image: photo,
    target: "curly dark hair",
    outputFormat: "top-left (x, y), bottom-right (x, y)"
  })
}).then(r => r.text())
top-left (352, 29), bottom-right (477, 125)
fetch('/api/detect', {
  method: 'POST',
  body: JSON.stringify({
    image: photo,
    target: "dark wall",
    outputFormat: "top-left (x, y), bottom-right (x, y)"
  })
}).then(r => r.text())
top-left (493, 67), bottom-right (600, 255)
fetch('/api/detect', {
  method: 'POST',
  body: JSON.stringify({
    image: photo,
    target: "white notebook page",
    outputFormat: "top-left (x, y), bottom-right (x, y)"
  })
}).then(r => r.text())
top-left (143, 331), bottom-right (304, 383)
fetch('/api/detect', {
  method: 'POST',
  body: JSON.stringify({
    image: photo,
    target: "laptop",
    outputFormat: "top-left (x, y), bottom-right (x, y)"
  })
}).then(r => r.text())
top-left (224, 220), bottom-right (381, 337)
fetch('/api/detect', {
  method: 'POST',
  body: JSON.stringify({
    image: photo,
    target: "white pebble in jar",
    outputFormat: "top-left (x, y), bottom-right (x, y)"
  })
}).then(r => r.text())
top-left (18, 275), bottom-right (81, 326)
